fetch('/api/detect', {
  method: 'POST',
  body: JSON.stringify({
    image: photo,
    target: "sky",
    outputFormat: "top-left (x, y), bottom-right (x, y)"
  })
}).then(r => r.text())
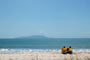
top-left (0, 0), bottom-right (90, 38)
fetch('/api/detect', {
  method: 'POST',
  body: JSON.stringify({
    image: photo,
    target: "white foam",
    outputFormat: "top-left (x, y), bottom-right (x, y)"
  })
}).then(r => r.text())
top-left (0, 48), bottom-right (90, 53)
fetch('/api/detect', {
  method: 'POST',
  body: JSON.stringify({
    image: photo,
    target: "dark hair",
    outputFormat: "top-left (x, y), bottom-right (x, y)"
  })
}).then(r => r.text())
top-left (63, 46), bottom-right (65, 48)
top-left (69, 46), bottom-right (71, 48)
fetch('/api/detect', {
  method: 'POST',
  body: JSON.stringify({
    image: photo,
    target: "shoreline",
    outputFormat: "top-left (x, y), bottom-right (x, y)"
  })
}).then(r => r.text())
top-left (0, 48), bottom-right (90, 52)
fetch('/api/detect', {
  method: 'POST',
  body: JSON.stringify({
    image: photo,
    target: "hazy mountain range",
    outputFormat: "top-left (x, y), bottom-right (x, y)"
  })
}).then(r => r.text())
top-left (15, 35), bottom-right (49, 39)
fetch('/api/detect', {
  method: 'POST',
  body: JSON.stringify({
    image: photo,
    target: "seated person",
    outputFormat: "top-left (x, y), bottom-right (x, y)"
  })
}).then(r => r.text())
top-left (62, 46), bottom-right (67, 54)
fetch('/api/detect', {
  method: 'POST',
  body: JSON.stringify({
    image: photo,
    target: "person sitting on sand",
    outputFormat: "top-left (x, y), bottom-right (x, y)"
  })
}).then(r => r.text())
top-left (62, 46), bottom-right (72, 54)
top-left (66, 46), bottom-right (72, 54)
top-left (68, 46), bottom-right (72, 54)
top-left (62, 46), bottom-right (67, 54)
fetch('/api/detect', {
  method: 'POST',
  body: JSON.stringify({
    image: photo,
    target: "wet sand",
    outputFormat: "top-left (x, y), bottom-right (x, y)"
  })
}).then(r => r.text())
top-left (0, 52), bottom-right (90, 60)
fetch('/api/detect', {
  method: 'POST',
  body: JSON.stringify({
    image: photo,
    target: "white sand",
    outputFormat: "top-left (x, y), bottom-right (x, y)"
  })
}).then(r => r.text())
top-left (0, 51), bottom-right (90, 60)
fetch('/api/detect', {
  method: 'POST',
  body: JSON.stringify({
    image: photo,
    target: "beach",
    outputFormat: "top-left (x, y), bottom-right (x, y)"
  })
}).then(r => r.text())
top-left (0, 51), bottom-right (90, 60)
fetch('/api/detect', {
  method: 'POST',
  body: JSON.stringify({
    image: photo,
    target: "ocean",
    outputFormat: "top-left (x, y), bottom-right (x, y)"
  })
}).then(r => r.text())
top-left (0, 38), bottom-right (90, 53)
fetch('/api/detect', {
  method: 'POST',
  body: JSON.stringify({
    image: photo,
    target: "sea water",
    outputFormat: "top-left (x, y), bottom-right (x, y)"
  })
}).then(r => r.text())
top-left (0, 38), bottom-right (90, 53)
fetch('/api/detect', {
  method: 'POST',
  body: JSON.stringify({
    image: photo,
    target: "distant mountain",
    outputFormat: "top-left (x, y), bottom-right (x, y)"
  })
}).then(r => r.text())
top-left (30, 35), bottom-right (48, 38)
top-left (16, 35), bottom-right (48, 39)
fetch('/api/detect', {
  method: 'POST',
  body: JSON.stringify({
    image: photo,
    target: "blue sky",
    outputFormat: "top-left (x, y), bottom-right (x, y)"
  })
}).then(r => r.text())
top-left (0, 0), bottom-right (90, 38)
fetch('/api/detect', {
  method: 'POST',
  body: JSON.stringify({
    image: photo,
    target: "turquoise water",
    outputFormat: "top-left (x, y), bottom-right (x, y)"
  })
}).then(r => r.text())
top-left (0, 38), bottom-right (90, 49)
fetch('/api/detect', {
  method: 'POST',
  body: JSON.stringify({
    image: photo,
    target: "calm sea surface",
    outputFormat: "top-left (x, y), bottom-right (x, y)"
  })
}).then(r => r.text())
top-left (0, 38), bottom-right (90, 49)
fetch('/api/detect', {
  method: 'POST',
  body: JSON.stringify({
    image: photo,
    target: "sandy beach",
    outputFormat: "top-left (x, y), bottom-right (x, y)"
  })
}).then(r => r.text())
top-left (0, 51), bottom-right (90, 60)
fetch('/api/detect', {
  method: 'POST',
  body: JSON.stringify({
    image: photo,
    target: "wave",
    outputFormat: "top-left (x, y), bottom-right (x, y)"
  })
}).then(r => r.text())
top-left (0, 48), bottom-right (90, 54)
